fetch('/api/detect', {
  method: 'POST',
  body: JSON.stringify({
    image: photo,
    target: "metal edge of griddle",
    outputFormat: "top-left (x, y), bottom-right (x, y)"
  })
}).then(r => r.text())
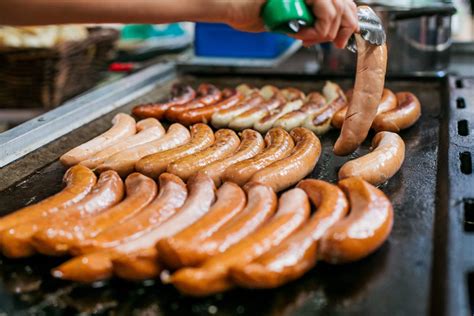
top-left (0, 62), bottom-right (176, 168)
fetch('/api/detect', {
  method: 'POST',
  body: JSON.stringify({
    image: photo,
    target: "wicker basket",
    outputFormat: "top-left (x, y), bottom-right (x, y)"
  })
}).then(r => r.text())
top-left (0, 27), bottom-right (119, 109)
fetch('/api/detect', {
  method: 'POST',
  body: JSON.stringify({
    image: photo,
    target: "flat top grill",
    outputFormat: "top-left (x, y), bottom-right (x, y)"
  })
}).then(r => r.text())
top-left (0, 72), bottom-right (467, 315)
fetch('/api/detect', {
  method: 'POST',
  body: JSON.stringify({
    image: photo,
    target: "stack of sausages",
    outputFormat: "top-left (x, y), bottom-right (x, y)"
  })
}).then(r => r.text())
top-left (0, 164), bottom-right (393, 297)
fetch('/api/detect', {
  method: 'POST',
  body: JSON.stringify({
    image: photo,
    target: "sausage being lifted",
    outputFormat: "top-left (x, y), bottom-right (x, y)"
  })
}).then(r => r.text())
top-left (338, 131), bottom-right (405, 185)
top-left (334, 34), bottom-right (388, 156)
top-left (372, 92), bottom-right (422, 133)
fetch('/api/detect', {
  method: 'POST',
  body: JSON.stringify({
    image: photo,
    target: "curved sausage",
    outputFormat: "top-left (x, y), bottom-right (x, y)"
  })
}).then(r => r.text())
top-left (156, 182), bottom-right (246, 269)
top-left (135, 124), bottom-right (214, 178)
top-left (0, 165), bottom-right (96, 233)
top-left (223, 128), bottom-right (294, 186)
top-left (339, 131), bottom-right (405, 185)
top-left (211, 91), bottom-right (266, 128)
top-left (199, 129), bottom-right (265, 187)
top-left (96, 123), bottom-right (190, 177)
top-left (71, 173), bottom-right (187, 255)
top-left (319, 177), bottom-right (394, 264)
top-left (0, 171), bottom-right (124, 258)
top-left (229, 95), bottom-right (286, 131)
top-left (60, 113), bottom-right (136, 166)
top-left (177, 90), bottom-right (244, 125)
top-left (169, 188), bottom-right (310, 296)
top-left (80, 119), bottom-right (165, 169)
top-left (334, 34), bottom-right (388, 156)
top-left (165, 84), bottom-right (222, 122)
top-left (113, 249), bottom-right (161, 281)
top-left (273, 92), bottom-right (326, 132)
top-left (167, 129), bottom-right (240, 181)
top-left (372, 92), bottom-right (422, 133)
top-left (30, 173), bottom-right (157, 256)
top-left (132, 84), bottom-right (196, 120)
top-left (52, 251), bottom-right (115, 283)
top-left (249, 127), bottom-right (321, 192)
top-left (172, 183), bottom-right (277, 266)
top-left (254, 99), bottom-right (305, 134)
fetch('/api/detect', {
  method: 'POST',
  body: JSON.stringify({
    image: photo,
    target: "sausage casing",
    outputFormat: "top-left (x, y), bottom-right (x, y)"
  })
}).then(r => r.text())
top-left (372, 92), bottom-right (421, 132)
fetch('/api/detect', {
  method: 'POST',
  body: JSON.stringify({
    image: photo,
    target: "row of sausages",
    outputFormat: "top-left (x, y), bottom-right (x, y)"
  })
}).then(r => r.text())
top-left (0, 165), bottom-right (393, 296)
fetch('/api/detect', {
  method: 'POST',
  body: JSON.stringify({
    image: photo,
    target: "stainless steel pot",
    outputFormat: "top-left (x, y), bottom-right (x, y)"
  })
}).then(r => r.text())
top-left (320, 2), bottom-right (457, 75)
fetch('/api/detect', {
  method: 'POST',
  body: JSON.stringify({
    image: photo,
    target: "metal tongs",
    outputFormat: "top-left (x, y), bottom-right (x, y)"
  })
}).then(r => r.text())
top-left (261, 0), bottom-right (386, 52)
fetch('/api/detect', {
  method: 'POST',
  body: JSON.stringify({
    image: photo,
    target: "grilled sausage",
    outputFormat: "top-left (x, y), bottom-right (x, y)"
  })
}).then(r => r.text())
top-left (136, 124), bottom-right (214, 178)
top-left (211, 91), bottom-right (266, 128)
top-left (80, 119), bottom-right (165, 169)
top-left (223, 128), bottom-right (294, 186)
top-left (319, 177), bottom-right (394, 263)
top-left (338, 131), bottom-right (405, 185)
top-left (96, 123), bottom-right (190, 177)
top-left (31, 173), bottom-right (157, 256)
top-left (372, 92), bottom-right (422, 133)
top-left (273, 92), bottom-right (326, 132)
top-left (249, 128), bottom-right (321, 192)
top-left (132, 84), bottom-right (196, 120)
top-left (199, 129), bottom-right (265, 187)
top-left (230, 179), bottom-right (349, 289)
top-left (60, 113), bottom-right (136, 166)
top-left (167, 129), bottom-right (240, 181)
top-left (172, 183), bottom-right (277, 266)
top-left (72, 173), bottom-right (187, 255)
top-left (113, 249), bottom-right (161, 281)
top-left (169, 188), bottom-right (310, 296)
top-left (156, 182), bottom-right (246, 269)
top-left (334, 34), bottom-right (388, 156)
top-left (254, 98), bottom-right (305, 133)
top-left (0, 165), bottom-right (96, 233)
top-left (0, 171), bottom-right (124, 258)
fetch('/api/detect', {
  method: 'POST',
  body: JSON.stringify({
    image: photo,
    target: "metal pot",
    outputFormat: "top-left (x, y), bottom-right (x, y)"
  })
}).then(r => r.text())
top-left (320, 2), bottom-right (457, 75)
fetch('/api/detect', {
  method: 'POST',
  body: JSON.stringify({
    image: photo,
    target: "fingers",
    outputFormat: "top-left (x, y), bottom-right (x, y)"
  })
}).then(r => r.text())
top-left (333, 1), bottom-right (359, 48)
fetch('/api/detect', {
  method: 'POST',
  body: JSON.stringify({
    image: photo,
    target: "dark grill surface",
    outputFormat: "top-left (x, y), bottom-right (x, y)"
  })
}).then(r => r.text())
top-left (0, 74), bottom-right (458, 315)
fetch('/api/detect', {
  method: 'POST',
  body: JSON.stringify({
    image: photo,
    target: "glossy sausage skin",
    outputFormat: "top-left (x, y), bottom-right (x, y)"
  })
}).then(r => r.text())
top-left (132, 84), bottom-right (196, 120)
top-left (156, 182), bottom-right (246, 269)
top-left (30, 173), bottom-right (157, 256)
top-left (60, 113), bottom-right (136, 166)
top-left (334, 33), bottom-right (388, 156)
top-left (1, 171), bottom-right (124, 258)
top-left (372, 92), bottom-right (422, 133)
top-left (170, 188), bottom-right (310, 296)
top-left (229, 95), bottom-right (286, 131)
top-left (174, 183), bottom-right (277, 266)
top-left (72, 173), bottom-right (187, 255)
top-left (249, 127), bottom-right (321, 192)
top-left (113, 249), bottom-right (161, 281)
top-left (0, 165), bottom-right (96, 234)
top-left (338, 131), bottom-right (405, 185)
top-left (223, 128), bottom-right (295, 186)
top-left (254, 99), bottom-right (304, 134)
top-left (136, 124), bottom-right (215, 178)
top-left (319, 177), bottom-right (394, 264)
top-left (80, 118), bottom-right (165, 169)
top-left (167, 129), bottom-right (240, 181)
top-left (230, 180), bottom-right (349, 289)
top-left (200, 129), bottom-right (265, 187)
top-left (96, 123), bottom-right (190, 177)
top-left (211, 91), bottom-right (265, 128)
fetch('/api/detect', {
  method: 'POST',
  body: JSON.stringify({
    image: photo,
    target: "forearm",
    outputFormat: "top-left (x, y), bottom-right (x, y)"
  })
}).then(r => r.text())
top-left (0, 0), bottom-right (230, 25)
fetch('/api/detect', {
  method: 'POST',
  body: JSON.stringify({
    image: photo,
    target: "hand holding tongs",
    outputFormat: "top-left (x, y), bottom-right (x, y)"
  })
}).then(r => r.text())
top-left (261, 0), bottom-right (386, 52)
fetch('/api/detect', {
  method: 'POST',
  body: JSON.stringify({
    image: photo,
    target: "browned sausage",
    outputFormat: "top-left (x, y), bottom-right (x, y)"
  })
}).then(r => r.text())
top-left (338, 131), bottom-right (405, 185)
top-left (31, 173), bottom-right (157, 256)
top-left (112, 249), bottom-right (161, 281)
top-left (169, 188), bottom-right (310, 296)
top-left (132, 84), bottom-right (196, 120)
top-left (249, 127), bottom-right (321, 192)
top-left (200, 129), bottom-right (265, 187)
top-left (211, 91), bottom-right (266, 128)
top-left (372, 92), bottom-right (422, 132)
top-left (96, 123), bottom-right (190, 177)
top-left (0, 165), bottom-right (96, 234)
top-left (0, 171), bottom-right (124, 258)
top-left (156, 182), bottom-right (246, 269)
top-left (223, 128), bottom-right (295, 186)
top-left (319, 177), bottom-right (394, 264)
top-left (274, 92), bottom-right (326, 131)
top-left (167, 129), bottom-right (240, 181)
top-left (334, 34), bottom-right (388, 156)
top-left (230, 179), bottom-right (349, 289)
top-left (135, 124), bottom-right (215, 178)
top-left (60, 113), bottom-right (136, 166)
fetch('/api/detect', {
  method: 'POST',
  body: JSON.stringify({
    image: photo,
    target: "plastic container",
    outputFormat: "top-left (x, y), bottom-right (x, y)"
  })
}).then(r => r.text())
top-left (194, 23), bottom-right (294, 58)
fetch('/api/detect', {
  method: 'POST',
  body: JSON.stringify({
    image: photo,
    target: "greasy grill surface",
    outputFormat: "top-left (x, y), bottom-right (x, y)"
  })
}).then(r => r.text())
top-left (0, 75), bottom-right (442, 315)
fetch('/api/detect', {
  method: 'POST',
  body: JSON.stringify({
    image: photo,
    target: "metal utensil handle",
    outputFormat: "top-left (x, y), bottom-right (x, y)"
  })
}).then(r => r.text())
top-left (261, 0), bottom-right (315, 33)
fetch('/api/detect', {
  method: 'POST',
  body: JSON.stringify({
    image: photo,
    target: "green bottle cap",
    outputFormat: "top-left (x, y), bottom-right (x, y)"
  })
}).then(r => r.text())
top-left (262, 0), bottom-right (315, 33)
